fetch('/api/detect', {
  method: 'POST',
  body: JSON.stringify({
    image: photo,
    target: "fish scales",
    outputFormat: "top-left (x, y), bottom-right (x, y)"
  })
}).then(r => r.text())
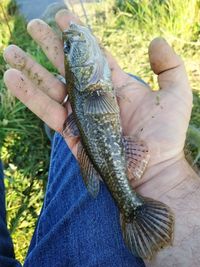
top-left (62, 23), bottom-right (174, 260)
top-left (71, 86), bottom-right (139, 212)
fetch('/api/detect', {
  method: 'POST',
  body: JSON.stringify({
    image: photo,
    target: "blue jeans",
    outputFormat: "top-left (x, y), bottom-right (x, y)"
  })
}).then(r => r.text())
top-left (0, 133), bottom-right (145, 267)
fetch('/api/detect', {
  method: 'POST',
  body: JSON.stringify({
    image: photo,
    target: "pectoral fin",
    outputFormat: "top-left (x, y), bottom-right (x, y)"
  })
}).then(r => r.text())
top-left (77, 143), bottom-right (102, 197)
top-left (123, 136), bottom-right (150, 181)
top-left (63, 113), bottom-right (80, 138)
top-left (84, 91), bottom-right (119, 115)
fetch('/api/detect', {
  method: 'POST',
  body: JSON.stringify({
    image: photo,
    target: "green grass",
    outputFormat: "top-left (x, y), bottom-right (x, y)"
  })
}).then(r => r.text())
top-left (0, 0), bottom-right (200, 262)
top-left (0, 0), bottom-right (53, 262)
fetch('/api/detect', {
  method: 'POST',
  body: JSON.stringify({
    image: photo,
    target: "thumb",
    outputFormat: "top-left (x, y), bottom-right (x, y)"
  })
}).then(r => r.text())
top-left (148, 38), bottom-right (191, 95)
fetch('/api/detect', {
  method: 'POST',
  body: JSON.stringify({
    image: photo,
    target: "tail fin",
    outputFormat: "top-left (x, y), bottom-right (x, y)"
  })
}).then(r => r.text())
top-left (120, 197), bottom-right (174, 260)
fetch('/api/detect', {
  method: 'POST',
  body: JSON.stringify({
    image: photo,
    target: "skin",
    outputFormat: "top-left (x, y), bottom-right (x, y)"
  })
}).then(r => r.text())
top-left (3, 9), bottom-right (200, 267)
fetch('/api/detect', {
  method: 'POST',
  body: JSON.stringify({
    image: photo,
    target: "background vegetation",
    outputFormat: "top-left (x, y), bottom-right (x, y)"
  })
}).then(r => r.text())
top-left (0, 0), bottom-right (200, 262)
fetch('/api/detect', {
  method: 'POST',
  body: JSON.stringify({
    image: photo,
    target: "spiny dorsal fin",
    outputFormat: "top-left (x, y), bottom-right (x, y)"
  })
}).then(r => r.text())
top-left (63, 113), bottom-right (80, 138)
top-left (122, 136), bottom-right (150, 181)
top-left (84, 90), bottom-right (119, 115)
top-left (77, 143), bottom-right (102, 197)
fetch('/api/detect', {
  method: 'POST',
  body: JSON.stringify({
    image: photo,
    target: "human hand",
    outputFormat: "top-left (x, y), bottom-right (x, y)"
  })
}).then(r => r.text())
top-left (3, 10), bottom-right (200, 266)
top-left (3, 10), bottom-right (192, 181)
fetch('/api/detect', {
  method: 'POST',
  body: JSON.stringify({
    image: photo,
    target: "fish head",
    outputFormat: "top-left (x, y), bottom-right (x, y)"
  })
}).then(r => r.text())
top-left (63, 23), bottom-right (90, 67)
top-left (63, 23), bottom-right (111, 93)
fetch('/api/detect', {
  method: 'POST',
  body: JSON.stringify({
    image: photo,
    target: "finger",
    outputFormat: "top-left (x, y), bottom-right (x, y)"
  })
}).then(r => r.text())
top-left (27, 19), bottom-right (65, 75)
top-left (4, 69), bottom-right (67, 132)
top-left (3, 45), bottom-right (66, 103)
top-left (149, 38), bottom-right (191, 94)
top-left (55, 9), bottom-right (82, 31)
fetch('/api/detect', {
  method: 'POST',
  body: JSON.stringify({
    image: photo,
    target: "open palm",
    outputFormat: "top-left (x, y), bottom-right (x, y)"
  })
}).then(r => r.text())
top-left (116, 52), bottom-right (192, 186)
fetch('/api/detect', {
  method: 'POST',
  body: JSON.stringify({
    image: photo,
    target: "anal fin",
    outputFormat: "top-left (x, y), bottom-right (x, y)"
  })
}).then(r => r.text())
top-left (123, 136), bottom-right (150, 181)
top-left (77, 143), bottom-right (102, 197)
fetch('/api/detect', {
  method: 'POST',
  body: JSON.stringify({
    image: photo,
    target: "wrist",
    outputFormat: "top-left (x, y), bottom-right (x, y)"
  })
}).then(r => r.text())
top-left (132, 155), bottom-right (199, 199)
top-left (140, 157), bottom-right (200, 266)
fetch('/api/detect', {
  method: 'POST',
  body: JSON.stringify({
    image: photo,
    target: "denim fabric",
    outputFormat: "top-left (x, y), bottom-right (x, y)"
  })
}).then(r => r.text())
top-left (0, 161), bottom-right (21, 267)
top-left (0, 134), bottom-right (145, 267)
top-left (0, 73), bottom-right (147, 266)
top-left (24, 133), bottom-right (145, 267)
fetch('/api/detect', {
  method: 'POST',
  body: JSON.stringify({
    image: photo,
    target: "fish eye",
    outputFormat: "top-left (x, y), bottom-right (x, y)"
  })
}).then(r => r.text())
top-left (64, 40), bottom-right (71, 54)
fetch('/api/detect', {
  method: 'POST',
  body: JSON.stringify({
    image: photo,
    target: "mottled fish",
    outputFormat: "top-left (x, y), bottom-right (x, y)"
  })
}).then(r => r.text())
top-left (62, 23), bottom-right (174, 260)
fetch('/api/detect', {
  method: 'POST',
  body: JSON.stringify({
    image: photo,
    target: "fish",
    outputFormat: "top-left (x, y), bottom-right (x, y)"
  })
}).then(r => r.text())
top-left (62, 23), bottom-right (174, 260)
